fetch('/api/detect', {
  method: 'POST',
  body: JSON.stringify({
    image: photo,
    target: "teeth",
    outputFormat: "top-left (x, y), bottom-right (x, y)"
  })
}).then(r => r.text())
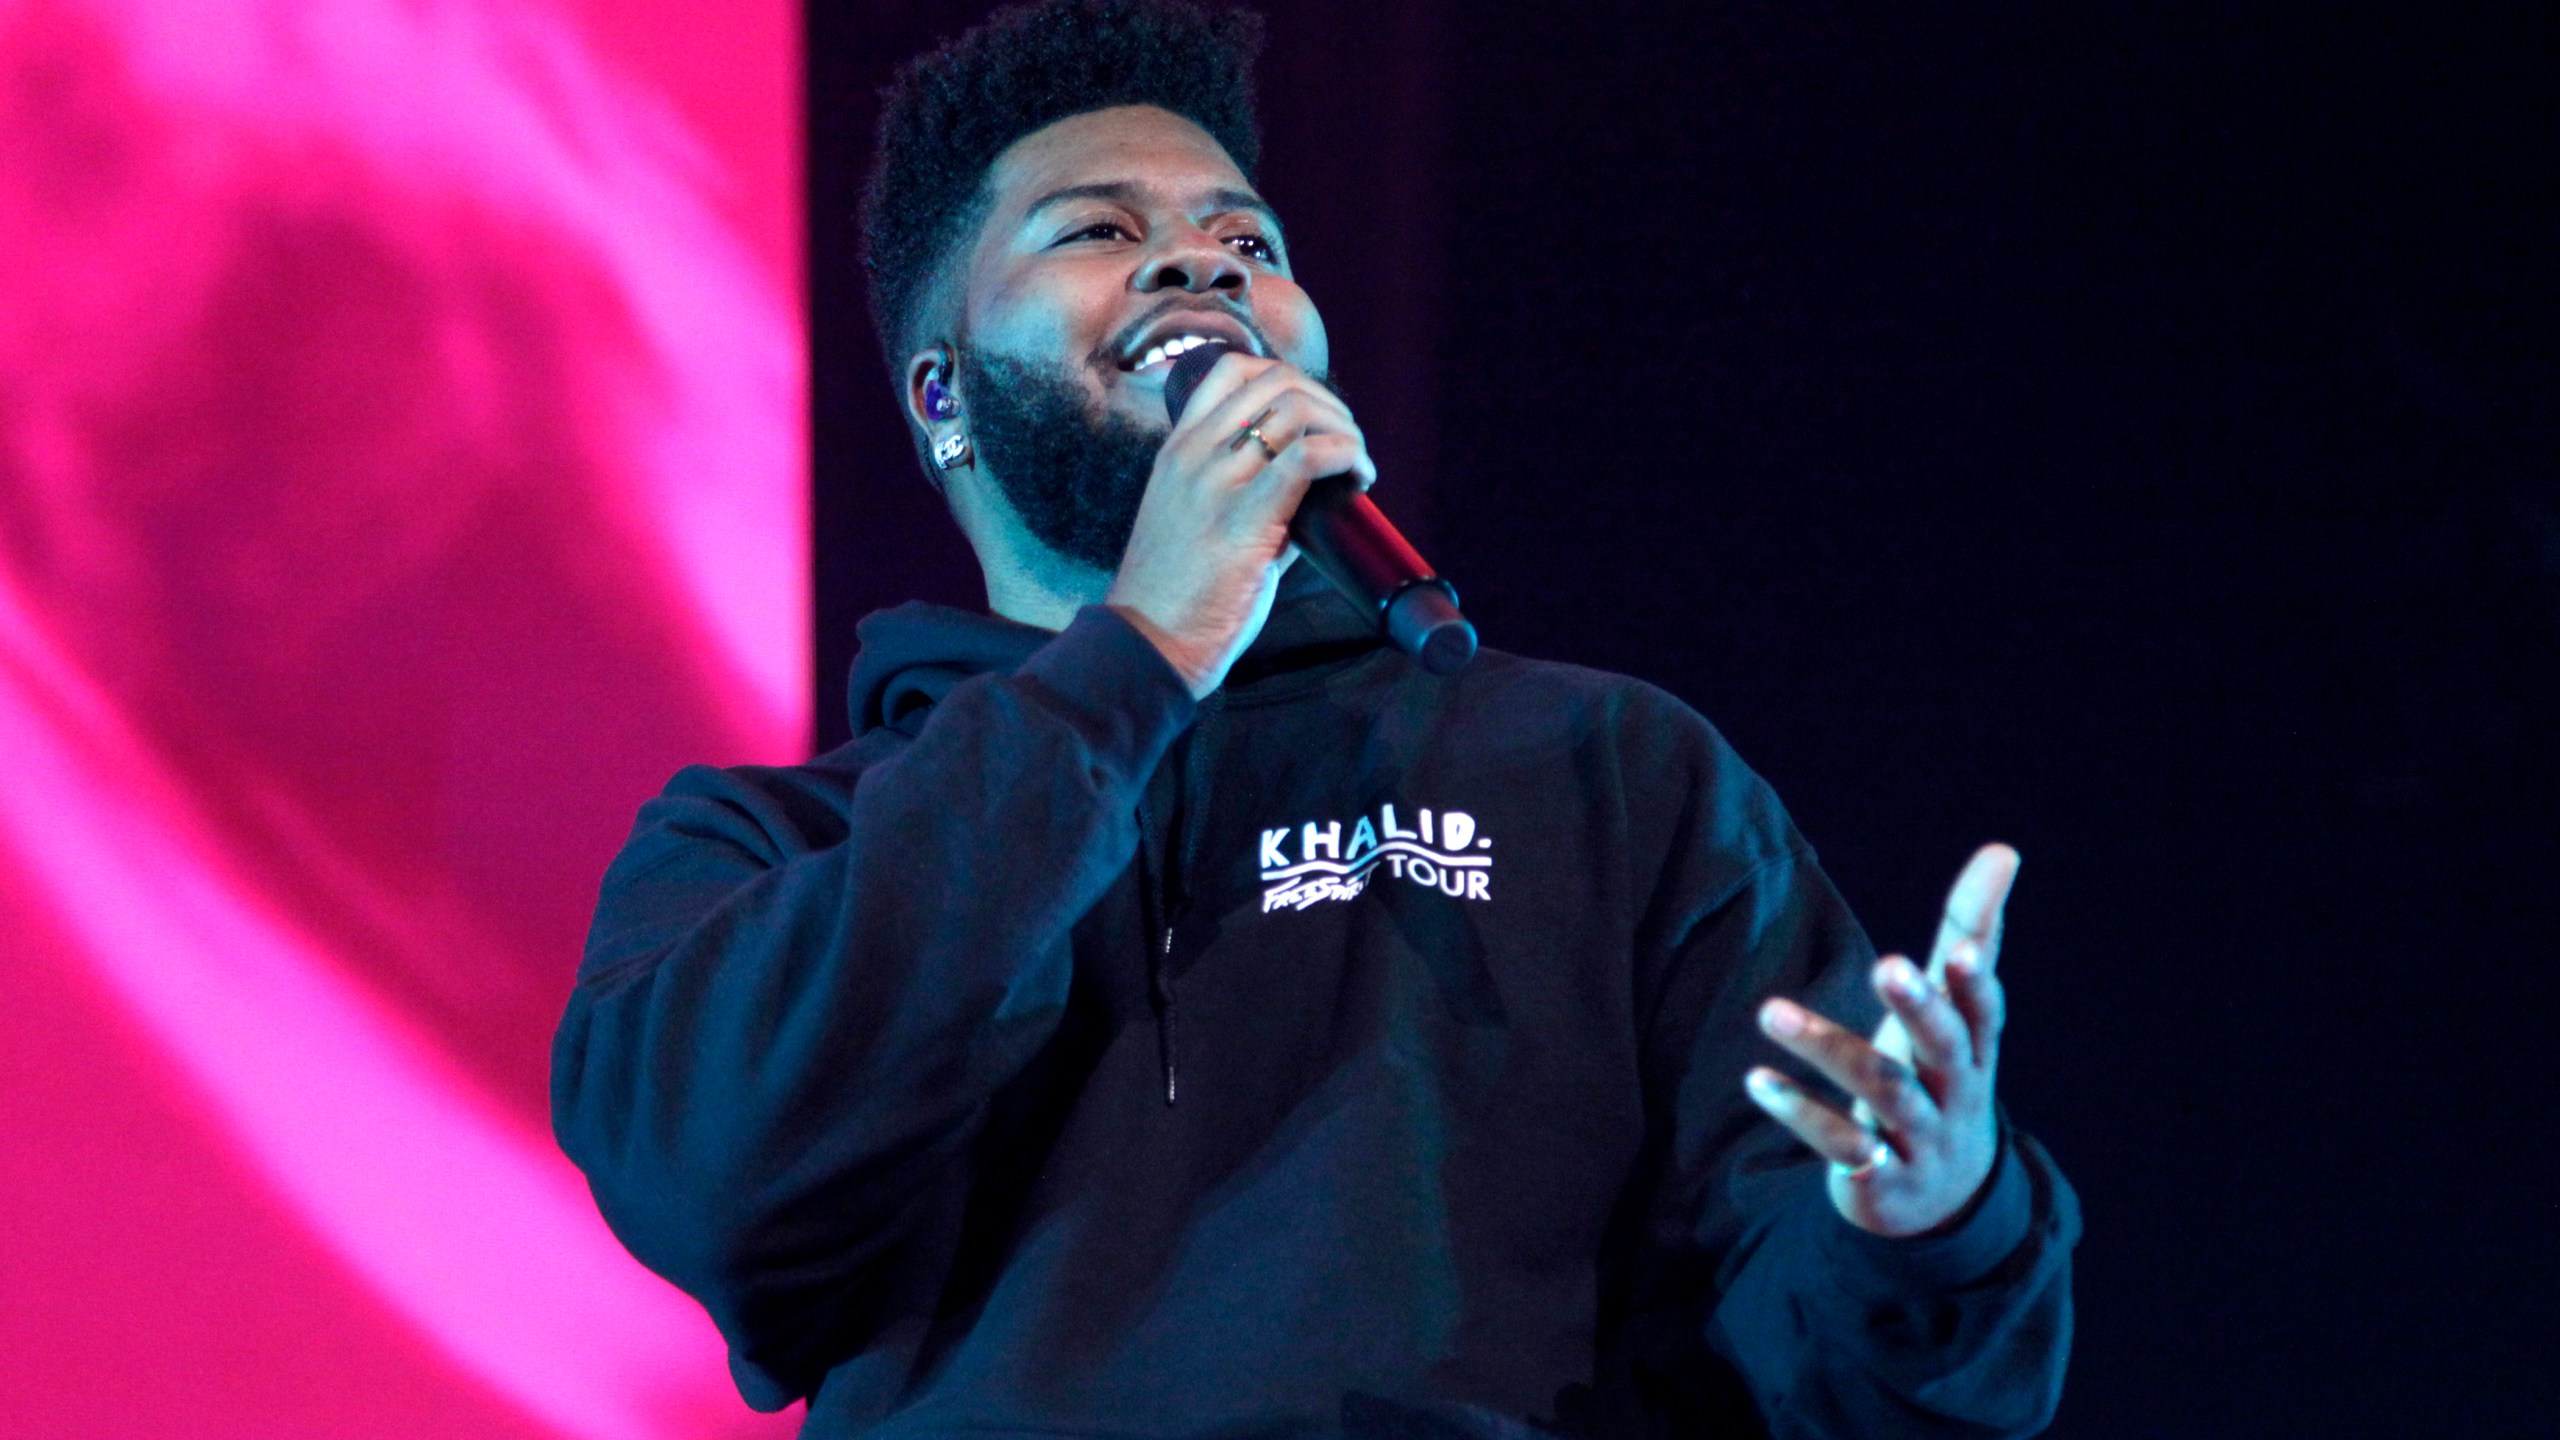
top-left (1134, 334), bottom-right (1221, 372)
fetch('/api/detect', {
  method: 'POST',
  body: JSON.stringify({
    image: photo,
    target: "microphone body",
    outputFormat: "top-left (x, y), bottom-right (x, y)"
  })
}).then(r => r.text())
top-left (1162, 343), bottom-right (1477, 675)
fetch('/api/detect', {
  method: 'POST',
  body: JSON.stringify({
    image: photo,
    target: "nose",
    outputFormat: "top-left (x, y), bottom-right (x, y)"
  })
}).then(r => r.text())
top-left (1136, 225), bottom-right (1249, 296)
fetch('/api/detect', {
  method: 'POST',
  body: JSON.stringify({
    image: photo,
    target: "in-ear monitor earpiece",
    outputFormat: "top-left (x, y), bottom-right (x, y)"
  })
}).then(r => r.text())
top-left (924, 375), bottom-right (960, 421)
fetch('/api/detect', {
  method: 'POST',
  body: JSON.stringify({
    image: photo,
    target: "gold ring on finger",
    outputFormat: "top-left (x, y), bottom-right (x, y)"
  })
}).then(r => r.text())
top-left (1230, 406), bottom-right (1282, 461)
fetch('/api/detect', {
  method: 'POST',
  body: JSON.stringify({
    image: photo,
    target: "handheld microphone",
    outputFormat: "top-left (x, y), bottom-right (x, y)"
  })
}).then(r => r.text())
top-left (1162, 342), bottom-right (1477, 675)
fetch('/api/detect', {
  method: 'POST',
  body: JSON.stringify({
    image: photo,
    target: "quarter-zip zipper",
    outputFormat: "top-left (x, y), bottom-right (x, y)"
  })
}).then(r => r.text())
top-left (1155, 924), bottom-right (1179, 1105)
top-left (1136, 800), bottom-right (1179, 1108)
top-left (1140, 694), bottom-right (1223, 1108)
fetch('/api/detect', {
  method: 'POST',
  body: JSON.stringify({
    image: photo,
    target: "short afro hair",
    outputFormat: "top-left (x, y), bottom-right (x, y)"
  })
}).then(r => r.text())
top-left (860, 0), bottom-right (1265, 365)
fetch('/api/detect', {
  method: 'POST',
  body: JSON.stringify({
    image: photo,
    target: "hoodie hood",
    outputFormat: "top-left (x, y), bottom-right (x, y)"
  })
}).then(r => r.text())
top-left (847, 561), bottom-right (1381, 738)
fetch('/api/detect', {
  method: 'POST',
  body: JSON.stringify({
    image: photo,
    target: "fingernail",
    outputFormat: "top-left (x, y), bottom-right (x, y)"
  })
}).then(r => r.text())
top-left (1745, 1068), bottom-right (1783, 1099)
top-left (1760, 1000), bottom-right (1803, 1037)
top-left (1883, 959), bottom-right (1927, 1003)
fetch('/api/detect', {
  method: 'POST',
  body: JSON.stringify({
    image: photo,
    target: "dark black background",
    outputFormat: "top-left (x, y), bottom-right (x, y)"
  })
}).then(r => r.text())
top-left (808, 3), bottom-right (2558, 1433)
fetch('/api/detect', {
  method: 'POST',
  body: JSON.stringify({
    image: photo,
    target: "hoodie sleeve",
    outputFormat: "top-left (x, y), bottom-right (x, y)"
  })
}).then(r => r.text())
top-left (550, 606), bottom-right (1194, 1408)
top-left (1624, 694), bottom-right (2080, 1437)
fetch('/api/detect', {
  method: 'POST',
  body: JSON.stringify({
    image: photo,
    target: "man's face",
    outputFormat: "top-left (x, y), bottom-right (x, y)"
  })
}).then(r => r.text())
top-left (958, 103), bottom-right (1327, 430)
top-left (924, 104), bottom-right (1330, 570)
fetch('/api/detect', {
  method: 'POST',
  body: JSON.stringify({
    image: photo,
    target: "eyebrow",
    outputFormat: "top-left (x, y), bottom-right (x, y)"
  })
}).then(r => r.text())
top-left (1021, 180), bottom-right (1284, 235)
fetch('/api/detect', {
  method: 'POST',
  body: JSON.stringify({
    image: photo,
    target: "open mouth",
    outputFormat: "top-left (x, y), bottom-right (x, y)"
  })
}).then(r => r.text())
top-left (1115, 312), bottom-right (1264, 374)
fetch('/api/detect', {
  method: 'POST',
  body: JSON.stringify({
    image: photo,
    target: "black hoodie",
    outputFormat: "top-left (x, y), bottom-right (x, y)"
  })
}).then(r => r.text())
top-left (552, 568), bottom-right (2079, 1439)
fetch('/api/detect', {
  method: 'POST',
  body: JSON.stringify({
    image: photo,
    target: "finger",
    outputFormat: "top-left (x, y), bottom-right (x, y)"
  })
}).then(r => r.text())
top-left (1225, 389), bottom-right (1362, 465)
top-left (1179, 359), bottom-right (1348, 454)
top-left (1213, 432), bottom-right (1358, 550)
top-left (1930, 843), bottom-right (2019, 979)
top-left (1873, 955), bottom-right (1974, 1077)
top-left (1744, 1067), bottom-right (1892, 1170)
top-left (1759, 997), bottom-right (1940, 1135)
top-left (1176, 380), bottom-right (1338, 487)
top-left (1945, 946), bottom-right (2007, 1074)
top-left (1236, 369), bottom-right (1361, 437)
top-left (1249, 431), bottom-right (1376, 508)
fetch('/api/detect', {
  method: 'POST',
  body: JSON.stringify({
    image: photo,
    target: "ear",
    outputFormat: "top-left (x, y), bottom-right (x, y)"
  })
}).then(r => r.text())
top-left (903, 344), bottom-right (977, 482)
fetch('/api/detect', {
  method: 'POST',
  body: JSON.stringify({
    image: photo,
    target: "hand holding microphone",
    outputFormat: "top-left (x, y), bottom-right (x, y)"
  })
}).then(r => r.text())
top-left (1156, 342), bottom-right (1474, 674)
top-left (1103, 346), bottom-right (1357, 697)
top-left (1104, 342), bottom-right (1474, 696)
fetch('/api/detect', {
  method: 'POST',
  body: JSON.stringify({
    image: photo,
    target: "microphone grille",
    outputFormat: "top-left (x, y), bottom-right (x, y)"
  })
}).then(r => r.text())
top-left (1161, 340), bottom-right (1240, 426)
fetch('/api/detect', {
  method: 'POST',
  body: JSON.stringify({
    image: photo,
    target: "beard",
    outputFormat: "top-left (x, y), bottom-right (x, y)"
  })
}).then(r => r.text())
top-left (957, 345), bottom-right (1163, 573)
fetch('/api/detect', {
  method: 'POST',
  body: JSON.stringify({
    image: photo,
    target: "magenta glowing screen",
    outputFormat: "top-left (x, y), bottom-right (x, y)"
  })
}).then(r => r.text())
top-left (0, 1), bottom-right (807, 1434)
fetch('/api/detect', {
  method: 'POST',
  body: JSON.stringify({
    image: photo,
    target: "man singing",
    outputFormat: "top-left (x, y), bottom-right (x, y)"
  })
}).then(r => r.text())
top-left (551, 2), bottom-right (2080, 1435)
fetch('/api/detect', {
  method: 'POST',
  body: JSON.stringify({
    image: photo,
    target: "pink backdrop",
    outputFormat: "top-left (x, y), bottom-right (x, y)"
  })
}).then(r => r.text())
top-left (0, 1), bottom-right (807, 1434)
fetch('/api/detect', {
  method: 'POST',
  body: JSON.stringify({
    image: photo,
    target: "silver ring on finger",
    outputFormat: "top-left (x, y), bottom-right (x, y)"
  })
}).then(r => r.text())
top-left (1834, 1133), bottom-right (1894, 1181)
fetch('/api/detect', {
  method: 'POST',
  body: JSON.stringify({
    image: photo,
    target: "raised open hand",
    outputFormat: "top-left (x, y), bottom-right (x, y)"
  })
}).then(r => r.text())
top-left (1743, 844), bottom-right (2018, 1236)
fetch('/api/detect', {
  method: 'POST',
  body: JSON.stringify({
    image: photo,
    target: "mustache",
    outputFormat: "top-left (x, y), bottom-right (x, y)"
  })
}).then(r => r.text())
top-left (1087, 297), bottom-right (1274, 371)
